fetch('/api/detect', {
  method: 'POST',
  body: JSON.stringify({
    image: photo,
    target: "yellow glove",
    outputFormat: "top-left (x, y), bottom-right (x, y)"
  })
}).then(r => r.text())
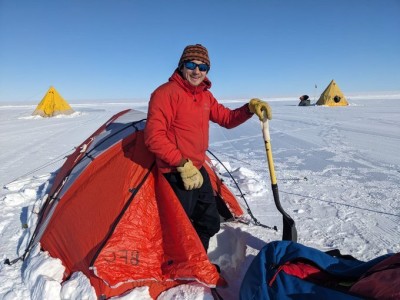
top-left (248, 98), bottom-right (272, 121)
top-left (177, 159), bottom-right (204, 190)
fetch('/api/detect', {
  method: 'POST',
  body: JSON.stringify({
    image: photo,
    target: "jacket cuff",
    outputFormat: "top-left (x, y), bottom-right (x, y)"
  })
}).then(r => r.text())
top-left (245, 103), bottom-right (253, 115)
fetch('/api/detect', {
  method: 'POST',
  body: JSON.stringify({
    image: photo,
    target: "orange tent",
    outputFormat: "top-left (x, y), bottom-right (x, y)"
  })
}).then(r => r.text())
top-left (26, 109), bottom-right (244, 299)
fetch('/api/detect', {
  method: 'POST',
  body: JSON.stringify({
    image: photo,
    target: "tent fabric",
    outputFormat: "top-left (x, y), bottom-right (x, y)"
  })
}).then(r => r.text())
top-left (32, 86), bottom-right (74, 117)
top-left (316, 80), bottom-right (349, 106)
top-left (33, 109), bottom-right (241, 299)
top-left (239, 241), bottom-right (392, 300)
top-left (204, 160), bottom-right (244, 218)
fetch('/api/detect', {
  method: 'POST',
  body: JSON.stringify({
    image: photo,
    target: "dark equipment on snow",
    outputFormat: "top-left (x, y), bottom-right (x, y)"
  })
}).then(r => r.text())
top-left (240, 240), bottom-right (399, 300)
top-left (299, 95), bottom-right (311, 106)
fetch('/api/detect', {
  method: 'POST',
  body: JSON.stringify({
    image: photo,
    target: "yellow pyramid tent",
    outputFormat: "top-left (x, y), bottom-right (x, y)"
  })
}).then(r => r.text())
top-left (32, 86), bottom-right (74, 117)
top-left (316, 80), bottom-right (349, 106)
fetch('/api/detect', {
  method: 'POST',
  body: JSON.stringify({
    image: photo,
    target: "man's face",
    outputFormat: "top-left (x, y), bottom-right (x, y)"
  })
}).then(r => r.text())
top-left (181, 60), bottom-right (208, 86)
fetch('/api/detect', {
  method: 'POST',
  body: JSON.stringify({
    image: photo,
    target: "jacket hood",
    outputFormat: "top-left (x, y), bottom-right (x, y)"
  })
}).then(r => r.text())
top-left (169, 69), bottom-right (212, 94)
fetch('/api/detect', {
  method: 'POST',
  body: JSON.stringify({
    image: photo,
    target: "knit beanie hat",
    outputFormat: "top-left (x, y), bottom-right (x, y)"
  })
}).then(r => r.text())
top-left (178, 44), bottom-right (210, 68)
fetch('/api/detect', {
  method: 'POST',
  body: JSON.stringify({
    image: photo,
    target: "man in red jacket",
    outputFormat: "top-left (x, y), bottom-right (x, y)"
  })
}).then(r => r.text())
top-left (144, 44), bottom-right (271, 251)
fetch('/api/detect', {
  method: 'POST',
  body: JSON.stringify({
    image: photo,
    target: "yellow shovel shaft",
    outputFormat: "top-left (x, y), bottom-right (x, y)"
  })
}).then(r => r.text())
top-left (261, 119), bottom-right (298, 242)
top-left (264, 140), bottom-right (277, 185)
top-left (261, 119), bottom-right (277, 185)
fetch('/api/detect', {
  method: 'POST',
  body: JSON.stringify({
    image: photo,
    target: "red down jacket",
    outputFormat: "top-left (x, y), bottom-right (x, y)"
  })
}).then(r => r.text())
top-left (144, 70), bottom-right (253, 173)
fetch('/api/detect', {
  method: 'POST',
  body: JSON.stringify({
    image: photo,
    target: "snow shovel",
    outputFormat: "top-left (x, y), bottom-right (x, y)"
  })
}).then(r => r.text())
top-left (261, 118), bottom-right (297, 242)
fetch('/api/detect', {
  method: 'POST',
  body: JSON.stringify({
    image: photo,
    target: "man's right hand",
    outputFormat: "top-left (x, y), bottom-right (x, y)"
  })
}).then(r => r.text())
top-left (177, 159), bottom-right (203, 190)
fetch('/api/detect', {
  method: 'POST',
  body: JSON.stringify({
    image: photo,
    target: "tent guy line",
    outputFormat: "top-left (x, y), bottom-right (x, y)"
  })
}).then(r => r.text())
top-left (280, 190), bottom-right (400, 217)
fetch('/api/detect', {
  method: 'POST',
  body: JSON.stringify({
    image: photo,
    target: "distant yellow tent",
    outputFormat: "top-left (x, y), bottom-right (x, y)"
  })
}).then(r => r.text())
top-left (32, 86), bottom-right (74, 117)
top-left (316, 80), bottom-right (349, 106)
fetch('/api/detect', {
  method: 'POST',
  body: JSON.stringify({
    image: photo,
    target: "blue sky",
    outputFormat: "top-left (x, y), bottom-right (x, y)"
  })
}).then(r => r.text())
top-left (0, 0), bottom-right (399, 103)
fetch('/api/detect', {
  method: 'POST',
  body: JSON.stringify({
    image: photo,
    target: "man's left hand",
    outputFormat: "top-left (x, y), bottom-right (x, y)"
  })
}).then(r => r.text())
top-left (248, 98), bottom-right (272, 121)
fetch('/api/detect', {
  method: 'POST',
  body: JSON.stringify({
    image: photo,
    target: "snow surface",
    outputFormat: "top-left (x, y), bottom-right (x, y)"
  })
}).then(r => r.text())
top-left (0, 98), bottom-right (399, 299)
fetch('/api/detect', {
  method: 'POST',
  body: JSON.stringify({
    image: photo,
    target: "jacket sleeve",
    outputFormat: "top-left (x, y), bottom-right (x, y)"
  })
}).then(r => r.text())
top-left (144, 90), bottom-right (183, 167)
top-left (209, 95), bottom-right (253, 128)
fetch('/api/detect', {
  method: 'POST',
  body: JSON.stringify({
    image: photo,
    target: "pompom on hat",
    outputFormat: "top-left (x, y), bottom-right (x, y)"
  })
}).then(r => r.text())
top-left (178, 44), bottom-right (210, 69)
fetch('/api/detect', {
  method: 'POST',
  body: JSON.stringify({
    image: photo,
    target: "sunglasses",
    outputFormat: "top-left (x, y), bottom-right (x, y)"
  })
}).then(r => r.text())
top-left (183, 61), bottom-right (210, 72)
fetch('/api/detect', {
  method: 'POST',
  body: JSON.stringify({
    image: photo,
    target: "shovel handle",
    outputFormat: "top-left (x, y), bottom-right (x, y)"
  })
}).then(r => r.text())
top-left (261, 118), bottom-right (270, 142)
